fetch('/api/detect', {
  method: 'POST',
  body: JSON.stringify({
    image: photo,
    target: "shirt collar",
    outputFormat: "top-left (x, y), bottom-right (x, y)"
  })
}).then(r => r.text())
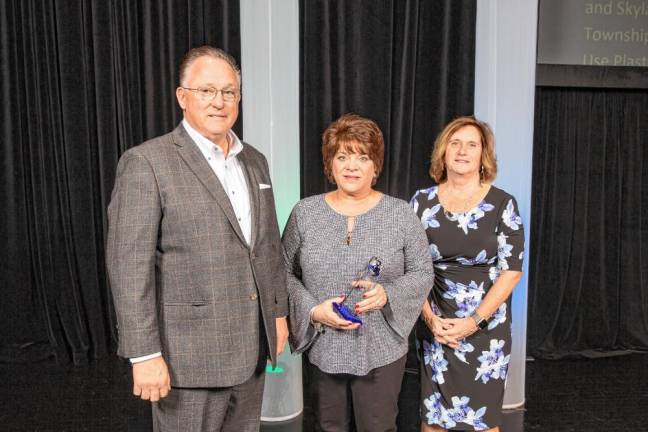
top-left (182, 119), bottom-right (244, 158)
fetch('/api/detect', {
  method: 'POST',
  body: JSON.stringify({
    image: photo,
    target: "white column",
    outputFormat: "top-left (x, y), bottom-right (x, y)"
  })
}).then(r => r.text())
top-left (240, 0), bottom-right (300, 230)
top-left (474, 0), bottom-right (538, 408)
top-left (240, 0), bottom-right (302, 422)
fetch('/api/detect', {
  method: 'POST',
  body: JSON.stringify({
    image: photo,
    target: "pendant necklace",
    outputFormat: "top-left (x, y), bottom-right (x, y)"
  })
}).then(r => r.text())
top-left (346, 216), bottom-right (356, 245)
top-left (330, 191), bottom-right (373, 246)
top-left (443, 184), bottom-right (483, 218)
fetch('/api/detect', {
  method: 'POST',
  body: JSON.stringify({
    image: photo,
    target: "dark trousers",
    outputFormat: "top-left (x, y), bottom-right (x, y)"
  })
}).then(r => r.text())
top-left (308, 354), bottom-right (407, 432)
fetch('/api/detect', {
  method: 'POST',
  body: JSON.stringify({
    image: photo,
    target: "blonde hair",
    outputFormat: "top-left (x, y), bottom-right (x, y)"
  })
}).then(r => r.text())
top-left (429, 116), bottom-right (497, 183)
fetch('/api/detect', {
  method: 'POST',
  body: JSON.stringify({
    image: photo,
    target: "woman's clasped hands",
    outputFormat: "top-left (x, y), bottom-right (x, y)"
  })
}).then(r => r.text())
top-left (424, 315), bottom-right (479, 349)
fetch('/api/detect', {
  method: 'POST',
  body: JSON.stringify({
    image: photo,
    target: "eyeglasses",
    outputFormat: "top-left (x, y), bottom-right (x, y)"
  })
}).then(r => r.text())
top-left (181, 86), bottom-right (240, 102)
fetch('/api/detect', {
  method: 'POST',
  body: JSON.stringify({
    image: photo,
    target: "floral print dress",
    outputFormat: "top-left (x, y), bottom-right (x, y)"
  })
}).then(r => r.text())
top-left (410, 185), bottom-right (524, 431)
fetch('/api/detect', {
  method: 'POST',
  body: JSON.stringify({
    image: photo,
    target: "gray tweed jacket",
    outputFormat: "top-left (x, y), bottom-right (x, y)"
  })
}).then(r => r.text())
top-left (106, 124), bottom-right (287, 388)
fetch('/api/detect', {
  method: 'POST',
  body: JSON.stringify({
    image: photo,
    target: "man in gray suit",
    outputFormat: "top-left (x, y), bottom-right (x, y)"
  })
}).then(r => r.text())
top-left (106, 46), bottom-right (288, 432)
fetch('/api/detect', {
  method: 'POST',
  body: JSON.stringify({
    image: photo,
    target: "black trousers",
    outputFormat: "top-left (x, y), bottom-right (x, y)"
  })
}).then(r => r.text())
top-left (308, 354), bottom-right (407, 432)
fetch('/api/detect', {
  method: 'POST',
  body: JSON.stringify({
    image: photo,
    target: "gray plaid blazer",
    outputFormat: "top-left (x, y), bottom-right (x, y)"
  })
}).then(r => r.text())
top-left (106, 124), bottom-right (287, 388)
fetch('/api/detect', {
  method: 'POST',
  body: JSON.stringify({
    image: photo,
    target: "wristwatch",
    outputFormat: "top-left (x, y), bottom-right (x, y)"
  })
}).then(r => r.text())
top-left (470, 311), bottom-right (489, 330)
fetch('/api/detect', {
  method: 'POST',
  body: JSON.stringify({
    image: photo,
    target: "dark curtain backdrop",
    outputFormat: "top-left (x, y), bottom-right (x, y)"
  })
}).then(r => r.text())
top-left (529, 87), bottom-right (648, 359)
top-left (0, 0), bottom-right (240, 364)
top-left (300, 0), bottom-right (476, 201)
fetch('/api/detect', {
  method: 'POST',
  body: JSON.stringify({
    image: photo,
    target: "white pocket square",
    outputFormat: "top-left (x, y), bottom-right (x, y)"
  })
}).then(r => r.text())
top-left (259, 183), bottom-right (271, 190)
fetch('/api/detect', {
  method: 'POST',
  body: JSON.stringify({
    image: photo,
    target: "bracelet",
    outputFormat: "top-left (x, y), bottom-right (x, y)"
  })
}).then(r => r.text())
top-left (470, 311), bottom-right (489, 330)
top-left (310, 307), bottom-right (325, 333)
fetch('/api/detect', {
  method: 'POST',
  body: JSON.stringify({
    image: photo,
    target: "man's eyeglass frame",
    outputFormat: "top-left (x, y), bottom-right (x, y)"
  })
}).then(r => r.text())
top-left (181, 86), bottom-right (241, 102)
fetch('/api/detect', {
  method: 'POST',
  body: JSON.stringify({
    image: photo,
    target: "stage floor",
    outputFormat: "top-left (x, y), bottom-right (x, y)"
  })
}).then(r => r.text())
top-left (0, 352), bottom-right (646, 431)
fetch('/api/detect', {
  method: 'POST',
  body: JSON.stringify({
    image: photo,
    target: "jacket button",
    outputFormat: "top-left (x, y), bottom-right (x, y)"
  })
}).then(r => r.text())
top-left (250, 293), bottom-right (258, 301)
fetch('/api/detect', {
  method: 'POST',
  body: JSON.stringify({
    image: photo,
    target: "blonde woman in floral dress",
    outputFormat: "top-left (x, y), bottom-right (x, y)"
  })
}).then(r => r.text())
top-left (411, 116), bottom-right (524, 432)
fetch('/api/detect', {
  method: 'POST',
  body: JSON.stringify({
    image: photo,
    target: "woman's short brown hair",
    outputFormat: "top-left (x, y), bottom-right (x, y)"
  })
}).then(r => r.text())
top-left (429, 116), bottom-right (497, 183)
top-left (322, 113), bottom-right (385, 184)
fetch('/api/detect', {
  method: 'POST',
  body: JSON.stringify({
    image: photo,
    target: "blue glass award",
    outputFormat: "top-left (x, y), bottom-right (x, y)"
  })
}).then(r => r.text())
top-left (333, 256), bottom-right (383, 325)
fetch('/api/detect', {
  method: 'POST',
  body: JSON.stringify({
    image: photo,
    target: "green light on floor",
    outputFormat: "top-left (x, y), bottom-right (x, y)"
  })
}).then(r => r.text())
top-left (266, 364), bottom-right (285, 374)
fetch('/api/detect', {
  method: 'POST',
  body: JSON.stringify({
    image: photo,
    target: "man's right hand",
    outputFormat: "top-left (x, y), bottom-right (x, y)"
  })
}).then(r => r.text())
top-left (132, 356), bottom-right (171, 402)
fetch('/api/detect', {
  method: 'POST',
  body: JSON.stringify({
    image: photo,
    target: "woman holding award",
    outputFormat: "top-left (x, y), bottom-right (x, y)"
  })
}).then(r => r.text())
top-left (411, 117), bottom-right (524, 432)
top-left (282, 113), bottom-right (433, 432)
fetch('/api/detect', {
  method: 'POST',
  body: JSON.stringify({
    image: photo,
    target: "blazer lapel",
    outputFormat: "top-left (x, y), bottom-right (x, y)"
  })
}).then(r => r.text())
top-left (237, 146), bottom-right (260, 248)
top-left (172, 125), bottom-right (247, 246)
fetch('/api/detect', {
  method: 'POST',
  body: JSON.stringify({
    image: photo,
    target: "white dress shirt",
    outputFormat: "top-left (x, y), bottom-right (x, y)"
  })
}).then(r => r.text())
top-left (130, 120), bottom-right (252, 364)
top-left (182, 120), bottom-right (252, 245)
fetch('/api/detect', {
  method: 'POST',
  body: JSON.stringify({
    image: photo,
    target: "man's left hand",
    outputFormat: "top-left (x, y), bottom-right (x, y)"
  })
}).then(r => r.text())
top-left (275, 316), bottom-right (289, 357)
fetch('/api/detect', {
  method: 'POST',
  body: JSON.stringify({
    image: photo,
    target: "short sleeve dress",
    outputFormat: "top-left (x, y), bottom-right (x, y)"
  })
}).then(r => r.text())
top-left (410, 185), bottom-right (525, 431)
